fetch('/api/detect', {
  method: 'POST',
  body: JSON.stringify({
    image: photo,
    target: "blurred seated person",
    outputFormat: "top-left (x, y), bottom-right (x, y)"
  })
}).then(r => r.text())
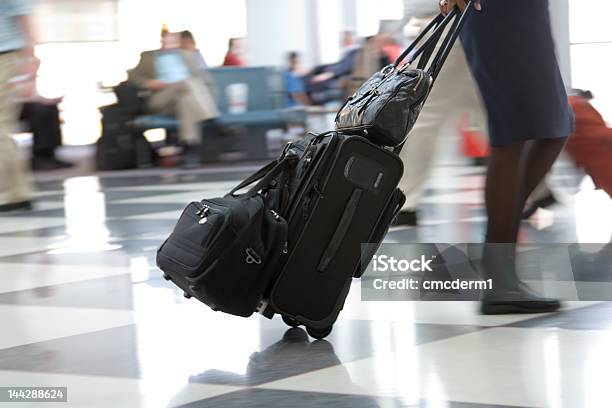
top-left (127, 30), bottom-right (219, 165)
top-left (222, 38), bottom-right (246, 67)
top-left (179, 30), bottom-right (208, 70)
top-left (284, 51), bottom-right (311, 108)
top-left (306, 31), bottom-right (360, 105)
top-left (346, 35), bottom-right (391, 97)
top-left (13, 55), bottom-right (72, 170)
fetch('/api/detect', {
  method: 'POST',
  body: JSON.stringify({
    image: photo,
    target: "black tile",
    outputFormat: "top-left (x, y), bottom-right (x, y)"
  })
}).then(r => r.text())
top-left (10, 203), bottom-right (185, 219)
top-left (0, 325), bottom-right (140, 378)
top-left (174, 389), bottom-right (523, 408)
top-left (0, 275), bottom-right (135, 310)
top-left (38, 189), bottom-right (190, 203)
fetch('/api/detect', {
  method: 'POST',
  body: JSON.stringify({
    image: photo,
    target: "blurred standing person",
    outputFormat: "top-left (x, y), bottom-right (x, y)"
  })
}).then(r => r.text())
top-left (0, 0), bottom-right (35, 212)
top-left (222, 38), bottom-right (245, 67)
top-left (439, 0), bottom-right (574, 314)
top-left (14, 55), bottom-right (72, 171)
top-left (284, 52), bottom-right (310, 108)
top-left (392, 1), bottom-right (488, 226)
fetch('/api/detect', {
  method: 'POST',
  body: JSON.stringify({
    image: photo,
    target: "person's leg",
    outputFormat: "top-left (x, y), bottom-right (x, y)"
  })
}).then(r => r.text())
top-left (484, 142), bottom-right (525, 243)
top-left (481, 139), bottom-right (564, 314)
top-left (398, 42), bottom-right (487, 226)
top-left (0, 53), bottom-right (33, 210)
top-left (29, 103), bottom-right (71, 170)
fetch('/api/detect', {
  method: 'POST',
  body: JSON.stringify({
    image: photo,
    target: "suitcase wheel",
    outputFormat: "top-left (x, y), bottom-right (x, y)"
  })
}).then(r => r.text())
top-left (163, 274), bottom-right (171, 281)
top-left (183, 292), bottom-right (192, 299)
top-left (281, 315), bottom-right (300, 328)
top-left (306, 325), bottom-right (332, 340)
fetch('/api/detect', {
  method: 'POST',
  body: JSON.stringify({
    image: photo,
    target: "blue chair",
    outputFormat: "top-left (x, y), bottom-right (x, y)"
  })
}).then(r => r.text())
top-left (131, 67), bottom-right (307, 161)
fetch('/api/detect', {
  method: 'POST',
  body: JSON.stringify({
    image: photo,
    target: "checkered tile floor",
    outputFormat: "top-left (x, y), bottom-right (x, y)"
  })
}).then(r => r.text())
top-left (0, 160), bottom-right (611, 408)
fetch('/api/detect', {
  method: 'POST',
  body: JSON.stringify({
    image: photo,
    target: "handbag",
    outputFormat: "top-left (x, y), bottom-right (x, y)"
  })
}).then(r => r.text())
top-left (335, 3), bottom-right (474, 148)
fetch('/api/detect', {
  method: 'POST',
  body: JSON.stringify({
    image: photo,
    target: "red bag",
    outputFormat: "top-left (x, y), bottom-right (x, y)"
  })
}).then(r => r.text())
top-left (565, 96), bottom-right (612, 196)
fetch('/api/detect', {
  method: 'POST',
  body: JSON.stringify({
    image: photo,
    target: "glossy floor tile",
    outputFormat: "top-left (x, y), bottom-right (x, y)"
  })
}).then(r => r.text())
top-left (0, 158), bottom-right (610, 407)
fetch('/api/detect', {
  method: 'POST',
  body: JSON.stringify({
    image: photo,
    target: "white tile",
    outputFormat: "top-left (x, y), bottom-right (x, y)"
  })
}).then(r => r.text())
top-left (0, 370), bottom-right (241, 408)
top-left (421, 190), bottom-right (484, 205)
top-left (0, 305), bottom-right (135, 350)
top-left (0, 237), bottom-right (68, 258)
top-left (0, 217), bottom-right (66, 234)
top-left (260, 327), bottom-right (612, 408)
top-left (0, 263), bottom-right (129, 294)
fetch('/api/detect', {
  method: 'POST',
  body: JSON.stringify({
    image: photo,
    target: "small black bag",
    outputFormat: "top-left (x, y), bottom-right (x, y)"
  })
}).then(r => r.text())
top-left (156, 157), bottom-right (295, 317)
top-left (96, 104), bottom-right (154, 170)
top-left (335, 6), bottom-right (473, 147)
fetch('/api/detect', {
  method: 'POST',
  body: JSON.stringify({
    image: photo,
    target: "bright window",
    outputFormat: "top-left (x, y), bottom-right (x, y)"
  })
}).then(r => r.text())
top-left (34, 0), bottom-right (248, 145)
top-left (356, 0), bottom-right (403, 37)
top-left (569, 0), bottom-right (612, 122)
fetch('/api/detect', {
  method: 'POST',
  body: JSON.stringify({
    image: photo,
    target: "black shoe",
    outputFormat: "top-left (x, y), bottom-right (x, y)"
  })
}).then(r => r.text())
top-left (479, 244), bottom-right (562, 315)
top-left (481, 285), bottom-right (562, 315)
top-left (391, 210), bottom-right (418, 227)
top-left (50, 157), bottom-right (74, 168)
top-left (32, 157), bottom-right (70, 171)
top-left (472, 157), bottom-right (488, 166)
top-left (181, 145), bottom-right (202, 169)
top-left (0, 200), bottom-right (33, 213)
top-left (522, 193), bottom-right (557, 219)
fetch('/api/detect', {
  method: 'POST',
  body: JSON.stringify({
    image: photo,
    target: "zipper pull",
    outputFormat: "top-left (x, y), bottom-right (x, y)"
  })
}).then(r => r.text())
top-left (197, 204), bottom-right (210, 224)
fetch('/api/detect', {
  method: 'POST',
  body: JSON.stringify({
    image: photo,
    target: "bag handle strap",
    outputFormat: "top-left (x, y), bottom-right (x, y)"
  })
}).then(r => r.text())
top-left (228, 160), bottom-right (279, 196)
top-left (428, 1), bottom-right (475, 84)
top-left (229, 155), bottom-right (297, 198)
top-left (393, 1), bottom-right (474, 78)
top-left (391, 2), bottom-right (475, 156)
top-left (393, 13), bottom-right (445, 67)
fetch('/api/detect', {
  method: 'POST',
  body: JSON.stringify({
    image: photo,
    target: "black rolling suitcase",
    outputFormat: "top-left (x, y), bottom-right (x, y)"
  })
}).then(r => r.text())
top-left (263, 132), bottom-right (406, 338)
top-left (157, 3), bottom-right (474, 339)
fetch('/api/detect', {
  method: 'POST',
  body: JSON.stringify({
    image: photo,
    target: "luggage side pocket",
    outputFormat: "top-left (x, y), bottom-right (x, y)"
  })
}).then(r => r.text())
top-left (187, 206), bottom-right (288, 317)
top-left (156, 202), bottom-right (233, 279)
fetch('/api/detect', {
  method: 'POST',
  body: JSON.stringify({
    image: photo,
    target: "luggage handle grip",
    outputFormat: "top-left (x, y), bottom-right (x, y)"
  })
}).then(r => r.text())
top-left (317, 188), bottom-right (363, 273)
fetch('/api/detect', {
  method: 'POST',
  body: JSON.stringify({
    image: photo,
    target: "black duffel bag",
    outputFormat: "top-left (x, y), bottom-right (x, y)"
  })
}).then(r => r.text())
top-left (335, 5), bottom-right (473, 147)
top-left (156, 156), bottom-right (296, 317)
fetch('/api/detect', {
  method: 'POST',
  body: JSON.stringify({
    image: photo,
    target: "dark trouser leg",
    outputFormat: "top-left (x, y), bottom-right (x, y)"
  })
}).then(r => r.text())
top-left (27, 103), bottom-right (62, 158)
